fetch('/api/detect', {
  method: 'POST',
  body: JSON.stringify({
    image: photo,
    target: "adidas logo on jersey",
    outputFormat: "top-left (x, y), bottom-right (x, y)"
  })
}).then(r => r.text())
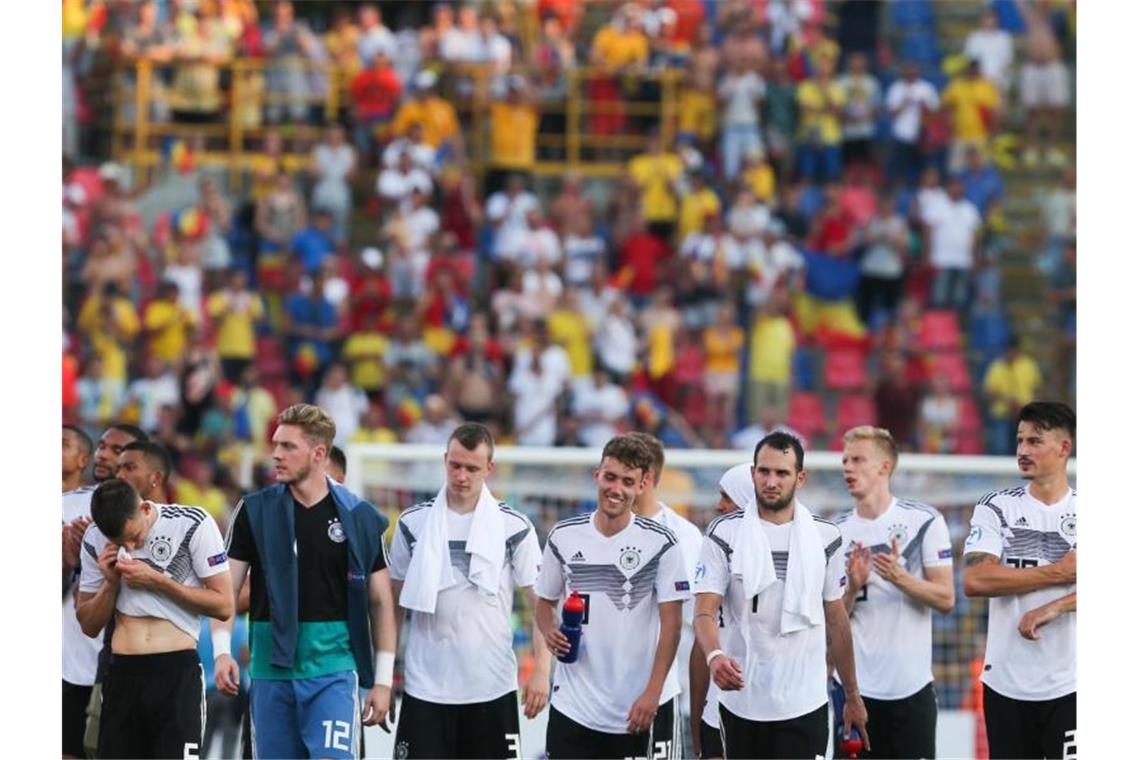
top-left (570, 551), bottom-right (585, 562)
top-left (1015, 517), bottom-right (1029, 527)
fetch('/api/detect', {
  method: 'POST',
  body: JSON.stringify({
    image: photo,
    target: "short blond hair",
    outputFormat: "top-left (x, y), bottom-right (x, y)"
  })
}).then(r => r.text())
top-left (843, 425), bottom-right (899, 471)
top-left (277, 404), bottom-right (336, 449)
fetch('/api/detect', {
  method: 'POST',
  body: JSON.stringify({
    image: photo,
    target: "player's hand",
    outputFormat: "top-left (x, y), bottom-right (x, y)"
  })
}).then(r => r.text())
top-left (1054, 550), bottom-right (1076, 584)
top-left (842, 691), bottom-right (871, 752)
top-left (544, 628), bottom-right (571, 658)
top-left (97, 542), bottom-right (122, 584)
top-left (362, 685), bottom-right (392, 731)
top-left (846, 541), bottom-right (871, 592)
top-left (1018, 601), bottom-right (1062, 641)
top-left (872, 539), bottom-right (904, 584)
top-left (521, 668), bottom-right (550, 719)
top-left (215, 653), bottom-right (241, 696)
top-left (626, 688), bottom-right (660, 735)
top-left (709, 653), bottom-right (744, 691)
top-left (117, 556), bottom-right (166, 590)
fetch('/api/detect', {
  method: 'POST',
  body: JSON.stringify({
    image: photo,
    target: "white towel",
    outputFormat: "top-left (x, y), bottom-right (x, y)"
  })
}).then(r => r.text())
top-left (779, 501), bottom-right (826, 635)
top-left (718, 463), bottom-right (756, 512)
top-left (729, 498), bottom-right (778, 601)
top-left (399, 484), bottom-right (504, 614)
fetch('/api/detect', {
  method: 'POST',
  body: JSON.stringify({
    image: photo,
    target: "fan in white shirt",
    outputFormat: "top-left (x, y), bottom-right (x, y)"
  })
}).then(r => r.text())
top-left (693, 433), bottom-right (867, 760)
top-left (835, 426), bottom-right (954, 760)
top-left (964, 402), bottom-right (1076, 760)
top-left (377, 153), bottom-right (433, 213)
top-left (536, 435), bottom-right (689, 758)
top-left (629, 433), bottom-right (704, 760)
top-left (964, 9), bottom-right (1015, 92)
top-left (573, 371), bottom-right (631, 448)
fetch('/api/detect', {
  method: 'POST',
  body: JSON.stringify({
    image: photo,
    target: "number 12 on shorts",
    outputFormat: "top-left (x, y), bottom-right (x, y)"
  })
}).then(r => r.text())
top-left (322, 720), bottom-right (351, 751)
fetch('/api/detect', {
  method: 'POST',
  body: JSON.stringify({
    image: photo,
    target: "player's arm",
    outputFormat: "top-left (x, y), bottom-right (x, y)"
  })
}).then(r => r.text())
top-left (521, 588), bottom-right (553, 719)
top-left (825, 598), bottom-right (870, 750)
top-left (694, 592), bottom-right (743, 692)
top-left (76, 542), bottom-right (123, 637)
top-left (363, 567), bottom-right (397, 730)
top-left (843, 541), bottom-right (871, 615)
top-left (688, 627), bottom-right (711, 757)
top-left (627, 599), bottom-right (682, 734)
top-left (963, 550), bottom-right (1075, 598)
top-left (872, 539), bottom-right (955, 614)
top-left (212, 558), bottom-right (250, 696)
top-left (1019, 591), bottom-right (1076, 641)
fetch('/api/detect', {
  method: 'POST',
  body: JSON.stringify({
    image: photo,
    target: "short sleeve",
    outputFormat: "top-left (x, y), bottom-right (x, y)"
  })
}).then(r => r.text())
top-left (822, 530), bottom-right (846, 602)
top-left (921, 513), bottom-right (954, 568)
top-left (654, 540), bottom-right (692, 604)
top-left (693, 532), bottom-right (731, 597)
top-left (509, 520), bottom-right (543, 589)
top-left (191, 516), bottom-right (230, 579)
top-left (387, 515), bottom-right (412, 582)
top-left (535, 535), bottom-right (566, 602)
top-left (885, 82), bottom-right (903, 110)
top-left (78, 525), bottom-right (108, 594)
top-left (965, 502), bottom-right (1005, 558)
top-left (371, 525), bottom-right (390, 573)
top-left (225, 501), bottom-right (255, 563)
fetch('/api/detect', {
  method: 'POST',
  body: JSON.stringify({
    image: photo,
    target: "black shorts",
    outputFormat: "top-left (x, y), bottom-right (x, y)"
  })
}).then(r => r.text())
top-left (394, 690), bottom-right (521, 759)
top-left (62, 680), bottom-right (93, 757)
top-left (546, 705), bottom-right (654, 760)
top-left (983, 685), bottom-right (1076, 760)
top-left (699, 719), bottom-right (723, 759)
top-left (98, 650), bottom-right (205, 760)
top-left (859, 681), bottom-right (938, 759)
top-left (651, 696), bottom-right (679, 760)
top-left (719, 702), bottom-right (828, 760)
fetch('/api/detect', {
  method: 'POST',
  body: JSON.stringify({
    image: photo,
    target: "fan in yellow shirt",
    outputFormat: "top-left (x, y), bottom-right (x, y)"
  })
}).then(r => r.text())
top-left (747, 298), bottom-right (798, 421)
top-left (391, 72), bottom-right (464, 154)
top-left (548, 291), bottom-right (594, 378)
top-left (983, 344), bottom-right (1042, 420)
top-left (489, 77), bottom-right (539, 173)
top-left (342, 322), bottom-right (390, 396)
top-left (77, 286), bottom-right (140, 396)
top-left (678, 171), bottom-right (722, 239)
top-left (206, 270), bottom-right (264, 382)
top-left (144, 281), bottom-right (199, 365)
top-left (942, 60), bottom-right (1001, 170)
top-left (628, 133), bottom-right (684, 230)
top-left (174, 458), bottom-right (229, 523)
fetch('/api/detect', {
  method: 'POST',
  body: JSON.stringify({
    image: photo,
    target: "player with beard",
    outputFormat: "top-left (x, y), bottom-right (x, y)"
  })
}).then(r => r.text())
top-left (693, 432), bottom-right (868, 759)
top-left (212, 404), bottom-right (397, 759)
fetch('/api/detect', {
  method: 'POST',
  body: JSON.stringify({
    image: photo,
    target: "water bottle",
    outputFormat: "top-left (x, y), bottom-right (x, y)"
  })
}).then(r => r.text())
top-left (830, 679), bottom-right (864, 759)
top-left (557, 591), bottom-right (585, 663)
top-left (837, 727), bottom-right (864, 759)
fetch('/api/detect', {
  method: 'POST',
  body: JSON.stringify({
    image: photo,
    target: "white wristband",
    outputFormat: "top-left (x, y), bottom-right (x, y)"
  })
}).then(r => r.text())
top-left (374, 651), bottom-right (395, 687)
top-left (211, 630), bottom-right (232, 660)
top-left (705, 648), bottom-right (725, 667)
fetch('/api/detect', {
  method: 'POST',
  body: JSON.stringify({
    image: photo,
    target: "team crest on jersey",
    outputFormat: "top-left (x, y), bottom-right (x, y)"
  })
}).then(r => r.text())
top-left (1060, 513), bottom-right (1076, 538)
top-left (965, 526), bottom-right (982, 546)
top-left (150, 536), bottom-right (173, 562)
top-left (888, 523), bottom-right (909, 547)
top-left (619, 546), bottom-right (642, 571)
top-left (394, 741), bottom-right (409, 760)
top-left (327, 519), bottom-right (346, 543)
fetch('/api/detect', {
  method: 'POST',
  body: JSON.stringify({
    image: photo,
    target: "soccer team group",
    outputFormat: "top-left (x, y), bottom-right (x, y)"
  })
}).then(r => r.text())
top-left (61, 399), bottom-right (1076, 760)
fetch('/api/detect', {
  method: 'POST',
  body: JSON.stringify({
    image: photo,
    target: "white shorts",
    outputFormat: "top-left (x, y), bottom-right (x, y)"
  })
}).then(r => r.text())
top-left (1020, 61), bottom-right (1070, 108)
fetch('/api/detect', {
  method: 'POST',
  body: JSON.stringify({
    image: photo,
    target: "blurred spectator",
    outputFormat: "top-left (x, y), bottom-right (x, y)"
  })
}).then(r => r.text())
top-left (262, 0), bottom-right (320, 124)
top-left (763, 56), bottom-right (798, 175)
top-left (1036, 167), bottom-right (1075, 275)
top-left (144, 280), bottom-right (198, 365)
top-left (533, 14), bottom-right (576, 160)
top-left (443, 318), bottom-right (505, 426)
top-left (199, 177), bottom-right (234, 276)
top-left (795, 55), bottom-right (845, 183)
top-left (588, 5), bottom-right (650, 144)
top-left (486, 174), bottom-right (540, 272)
top-left (678, 169), bottom-right (722, 240)
top-left (255, 172), bottom-right (306, 256)
top-left (923, 177), bottom-right (982, 311)
top-left (486, 75), bottom-right (538, 195)
top-left (477, 14), bottom-right (514, 79)
top-left (207, 269), bottom-right (264, 384)
top-left (315, 362), bottom-right (368, 446)
top-left (628, 132), bottom-right (684, 242)
top-left (717, 55), bottom-right (766, 181)
top-left (323, 5), bottom-right (362, 107)
top-left (391, 71), bottom-right (465, 162)
top-left (746, 294), bottom-right (796, 422)
top-left (964, 8), bottom-right (1015, 95)
top-left (703, 303), bottom-right (745, 436)
top-left (120, 0), bottom-right (175, 122)
top-left (747, 219), bottom-right (805, 308)
top-left (941, 59), bottom-right (1001, 173)
top-left (357, 3), bottom-right (396, 65)
top-left (678, 24), bottom-right (720, 150)
top-left (282, 270), bottom-right (340, 391)
top-left (957, 146), bottom-right (1005, 221)
top-left (918, 374), bottom-right (961, 454)
top-left (439, 4), bottom-right (481, 63)
top-left (594, 299), bottom-right (638, 383)
top-left (836, 52), bottom-right (880, 169)
top-left (874, 352), bottom-right (921, 450)
top-left (1018, 0), bottom-right (1070, 167)
top-left (572, 368), bottom-right (631, 448)
top-left (856, 195), bottom-right (909, 326)
top-left (125, 355), bottom-right (181, 433)
top-left (350, 51), bottom-right (403, 155)
top-left (78, 282), bottom-right (139, 408)
top-left (177, 326), bottom-right (222, 437)
top-left (384, 318), bottom-right (439, 412)
top-left (808, 184), bottom-right (855, 257)
top-left (309, 125), bottom-right (357, 239)
top-left (174, 457), bottom-right (228, 522)
top-left (537, 0), bottom-right (584, 40)
top-left (885, 62), bottom-right (940, 187)
top-left (341, 309), bottom-right (389, 401)
top-left (377, 150), bottom-right (433, 214)
top-left (230, 365), bottom-right (277, 453)
top-left (508, 350), bottom-right (563, 446)
top-left (549, 172), bottom-right (595, 241)
top-left (982, 338), bottom-right (1043, 455)
top-left (82, 226), bottom-right (138, 299)
top-left (351, 403), bottom-right (399, 444)
top-left (619, 214), bottom-right (672, 301)
top-left (290, 207), bottom-right (337, 275)
top-left (78, 354), bottom-right (121, 427)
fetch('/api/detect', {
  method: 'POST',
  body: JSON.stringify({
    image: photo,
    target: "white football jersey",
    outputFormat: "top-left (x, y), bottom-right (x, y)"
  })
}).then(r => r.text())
top-left (79, 503), bottom-right (229, 640)
top-left (649, 502), bottom-right (704, 708)
top-left (389, 501), bottom-right (543, 704)
top-left (536, 512), bottom-right (690, 734)
top-left (63, 487), bottom-right (101, 686)
top-left (835, 498), bottom-right (953, 700)
top-left (694, 508), bottom-right (845, 722)
top-left (965, 486), bottom-right (1076, 701)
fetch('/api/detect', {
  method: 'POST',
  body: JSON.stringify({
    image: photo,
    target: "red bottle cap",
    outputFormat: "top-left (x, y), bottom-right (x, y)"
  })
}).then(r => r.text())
top-left (564, 591), bottom-right (585, 614)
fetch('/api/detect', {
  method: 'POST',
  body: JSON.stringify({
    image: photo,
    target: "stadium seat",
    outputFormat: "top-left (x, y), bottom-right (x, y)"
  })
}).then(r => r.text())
top-left (955, 430), bottom-right (984, 455)
top-left (255, 336), bottom-right (288, 379)
top-left (823, 349), bottom-right (868, 391)
top-left (957, 396), bottom-right (982, 434)
top-left (926, 352), bottom-right (972, 393)
top-left (787, 392), bottom-right (827, 439)
top-left (836, 394), bottom-right (878, 430)
top-left (918, 310), bottom-right (963, 352)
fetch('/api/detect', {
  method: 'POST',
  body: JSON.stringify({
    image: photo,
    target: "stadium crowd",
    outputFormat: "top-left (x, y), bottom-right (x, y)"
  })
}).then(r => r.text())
top-left (61, 0), bottom-right (1075, 526)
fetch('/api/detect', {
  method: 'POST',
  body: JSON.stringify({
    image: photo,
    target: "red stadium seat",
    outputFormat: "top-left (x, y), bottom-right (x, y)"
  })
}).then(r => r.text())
top-left (255, 336), bottom-right (288, 379)
top-left (823, 349), bottom-right (868, 391)
top-left (918, 310), bottom-right (963, 352)
top-left (955, 430), bottom-right (984, 455)
top-left (836, 394), bottom-right (878, 430)
top-left (787, 392), bottom-right (827, 438)
top-left (957, 396), bottom-right (982, 434)
top-left (926, 352), bottom-right (972, 393)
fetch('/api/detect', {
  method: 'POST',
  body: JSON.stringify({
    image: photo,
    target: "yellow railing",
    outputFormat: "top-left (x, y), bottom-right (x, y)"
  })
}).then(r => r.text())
top-left (112, 59), bottom-right (685, 187)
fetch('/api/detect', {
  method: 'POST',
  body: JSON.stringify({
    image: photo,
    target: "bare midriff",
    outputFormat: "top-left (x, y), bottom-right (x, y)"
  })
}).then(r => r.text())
top-left (112, 614), bottom-right (196, 654)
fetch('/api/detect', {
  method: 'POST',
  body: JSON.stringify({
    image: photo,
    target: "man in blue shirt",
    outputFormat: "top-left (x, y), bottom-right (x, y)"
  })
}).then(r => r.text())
top-left (291, 207), bottom-right (338, 275)
top-left (957, 147), bottom-right (1005, 221)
